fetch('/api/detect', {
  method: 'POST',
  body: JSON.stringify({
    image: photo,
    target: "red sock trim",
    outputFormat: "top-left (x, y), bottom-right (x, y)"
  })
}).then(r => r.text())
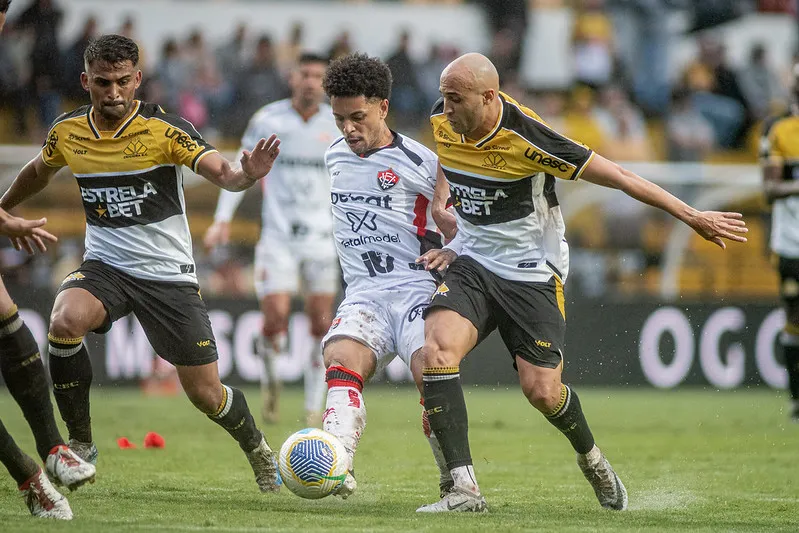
top-left (48, 444), bottom-right (67, 456)
top-left (325, 365), bottom-right (364, 391)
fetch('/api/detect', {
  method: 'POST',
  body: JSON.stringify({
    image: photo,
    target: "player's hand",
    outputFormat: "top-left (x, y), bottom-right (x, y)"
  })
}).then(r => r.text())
top-left (432, 205), bottom-right (458, 241)
top-left (0, 214), bottom-right (57, 254)
top-left (203, 221), bottom-right (231, 251)
top-left (240, 134), bottom-right (281, 181)
top-left (687, 211), bottom-right (748, 250)
top-left (416, 248), bottom-right (457, 272)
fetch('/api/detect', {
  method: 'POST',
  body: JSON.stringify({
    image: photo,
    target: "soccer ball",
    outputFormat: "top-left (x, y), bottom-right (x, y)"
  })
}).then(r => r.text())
top-left (278, 428), bottom-right (349, 499)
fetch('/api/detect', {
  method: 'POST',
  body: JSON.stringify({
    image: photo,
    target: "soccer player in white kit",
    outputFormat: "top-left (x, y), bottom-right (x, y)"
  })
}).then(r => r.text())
top-left (320, 53), bottom-right (460, 499)
top-left (205, 54), bottom-right (341, 426)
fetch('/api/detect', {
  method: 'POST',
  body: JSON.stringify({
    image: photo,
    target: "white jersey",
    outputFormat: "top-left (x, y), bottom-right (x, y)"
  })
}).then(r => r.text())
top-left (325, 132), bottom-right (444, 296)
top-left (214, 99), bottom-right (340, 242)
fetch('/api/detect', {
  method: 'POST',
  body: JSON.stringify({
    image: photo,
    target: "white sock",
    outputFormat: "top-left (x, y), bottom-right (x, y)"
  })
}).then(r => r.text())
top-left (422, 408), bottom-right (453, 487)
top-left (322, 385), bottom-right (366, 470)
top-left (304, 338), bottom-right (326, 415)
top-left (450, 465), bottom-right (479, 495)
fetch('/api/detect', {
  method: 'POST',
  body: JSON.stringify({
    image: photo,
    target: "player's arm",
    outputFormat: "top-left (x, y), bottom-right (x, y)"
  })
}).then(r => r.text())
top-left (762, 165), bottom-right (799, 202)
top-left (431, 162), bottom-right (458, 241)
top-left (580, 154), bottom-right (748, 249)
top-left (0, 155), bottom-right (60, 253)
top-left (196, 135), bottom-right (281, 192)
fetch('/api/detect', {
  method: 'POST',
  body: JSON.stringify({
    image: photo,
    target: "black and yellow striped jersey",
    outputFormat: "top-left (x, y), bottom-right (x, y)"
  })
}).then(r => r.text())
top-left (761, 109), bottom-right (799, 257)
top-left (430, 91), bottom-right (593, 282)
top-left (42, 100), bottom-right (218, 283)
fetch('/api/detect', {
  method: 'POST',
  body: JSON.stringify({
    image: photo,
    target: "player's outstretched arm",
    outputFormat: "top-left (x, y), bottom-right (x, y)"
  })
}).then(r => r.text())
top-left (763, 163), bottom-right (799, 202)
top-left (580, 153), bottom-right (748, 250)
top-left (197, 134), bottom-right (281, 192)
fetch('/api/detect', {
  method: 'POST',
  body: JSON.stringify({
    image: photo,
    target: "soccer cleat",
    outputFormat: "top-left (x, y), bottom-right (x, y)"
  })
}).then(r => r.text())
top-left (19, 468), bottom-right (73, 520)
top-left (67, 439), bottom-right (98, 465)
top-left (46, 445), bottom-right (96, 491)
top-left (245, 433), bottom-right (281, 493)
top-left (331, 470), bottom-right (357, 499)
top-left (416, 486), bottom-right (487, 513)
top-left (577, 446), bottom-right (628, 511)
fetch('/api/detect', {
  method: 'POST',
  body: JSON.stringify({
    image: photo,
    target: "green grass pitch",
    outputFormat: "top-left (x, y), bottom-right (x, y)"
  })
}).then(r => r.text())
top-left (0, 386), bottom-right (797, 532)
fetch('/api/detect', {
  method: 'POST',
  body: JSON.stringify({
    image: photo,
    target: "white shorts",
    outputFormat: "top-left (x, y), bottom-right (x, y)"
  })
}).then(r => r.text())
top-left (253, 233), bottom-right (339, 298)
top-left (321, 280), bottom-right (435, 373)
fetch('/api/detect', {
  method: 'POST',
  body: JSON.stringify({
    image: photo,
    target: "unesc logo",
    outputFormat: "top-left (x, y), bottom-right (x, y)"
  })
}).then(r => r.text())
top-left (123, 138), bottom-right (148, 158)
top-left (377, 169), bottom-right (400, 190)
top-left (482, 153), bottom-right (507, 169)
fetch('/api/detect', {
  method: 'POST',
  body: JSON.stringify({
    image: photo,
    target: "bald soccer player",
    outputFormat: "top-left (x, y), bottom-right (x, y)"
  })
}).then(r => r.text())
top-left (414, 53), bottom-right (748, 513)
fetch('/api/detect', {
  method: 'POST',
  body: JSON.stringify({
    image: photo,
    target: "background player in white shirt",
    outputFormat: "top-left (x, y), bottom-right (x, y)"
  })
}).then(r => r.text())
top-left (205, 54), bottom-right (340, 426)
top-left (320, 53), bottom-right (460, 500)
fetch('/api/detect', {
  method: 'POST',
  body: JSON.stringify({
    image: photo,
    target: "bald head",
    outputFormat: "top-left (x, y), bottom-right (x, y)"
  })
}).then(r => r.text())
top-left (441, 53), bottom-right (499, 93)
top-left (438, 53), bottom-right (502, 138)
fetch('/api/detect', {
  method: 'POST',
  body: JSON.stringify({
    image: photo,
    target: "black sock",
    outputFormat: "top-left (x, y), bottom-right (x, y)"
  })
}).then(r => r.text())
top-left (422, 366), bottom-right (472, 469)
top-left (545, 384), bottom-right (595, 454)
top-left (0, 419), bottom-right (39, 486)
top-left (207, 385), bottom-right (263, 452)
top-left (784, 343), bottom-right (799, 401)
top-left (0, 310), bottom-right (64, 461)
top-left (48, 334), bottom-right (93, 443)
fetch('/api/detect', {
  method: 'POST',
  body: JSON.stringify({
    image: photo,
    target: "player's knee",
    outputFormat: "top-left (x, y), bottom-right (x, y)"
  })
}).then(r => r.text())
top-left (522, 380), bottom-right (561, 413)
top-left (421, 338), bottom-right (458, 368)
top-left (184, 382), bottom-right (223, 414)
top-left (49, 309), bottom-right (89, 339)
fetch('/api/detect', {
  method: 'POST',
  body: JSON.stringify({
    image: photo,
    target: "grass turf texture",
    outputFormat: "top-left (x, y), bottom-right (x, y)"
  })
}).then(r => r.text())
top-left (0, 386), bottom-right (797, 532)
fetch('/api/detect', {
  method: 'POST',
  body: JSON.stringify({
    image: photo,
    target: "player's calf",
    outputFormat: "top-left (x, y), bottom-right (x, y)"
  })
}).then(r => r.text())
top-left (47, 334), bottom-right (94, 445)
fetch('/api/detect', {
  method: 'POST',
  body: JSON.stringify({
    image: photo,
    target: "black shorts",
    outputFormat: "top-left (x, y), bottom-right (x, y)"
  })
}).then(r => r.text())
top-left (779, 256), bottom-right (799, 322)
top-left (426, 255), bottom-right (565, 369)
top-left (57, 260), bottom-right (218, 366)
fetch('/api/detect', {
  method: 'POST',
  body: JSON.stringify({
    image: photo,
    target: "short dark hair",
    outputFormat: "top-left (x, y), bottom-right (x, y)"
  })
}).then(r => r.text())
top-left (84, 34), bottom-right (139, 68)
top-left (298, 52), bottom-right (329, 66)
top-left (0, 0), bottom-right (11, 14)
top-left (323, 53), bottom-right (391, 101)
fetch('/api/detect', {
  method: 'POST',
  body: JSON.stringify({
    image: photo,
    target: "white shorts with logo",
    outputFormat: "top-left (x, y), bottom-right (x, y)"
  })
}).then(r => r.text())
top-left (321, 280), bottom-right (435, 372)
top-left (253, 232), bottom-right (339, 298)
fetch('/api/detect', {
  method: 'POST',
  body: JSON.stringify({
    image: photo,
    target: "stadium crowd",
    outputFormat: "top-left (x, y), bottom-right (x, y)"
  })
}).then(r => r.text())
top-left (0, 0), bottom-right (796, 162)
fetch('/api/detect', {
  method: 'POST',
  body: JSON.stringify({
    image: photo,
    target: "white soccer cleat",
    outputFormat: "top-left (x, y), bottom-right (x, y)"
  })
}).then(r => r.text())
top-left (245, 434), bottom-right (281, 493)
top-left (46, 445), bottom-right (96, 491)
top-left (416, 487), bottom-right (487, 513)
top-left (19, 468), bottom-right (73, 520)
top-left (577, 445), bottom-right (628, 511)
top-left (67, 439), bottom-right (98, 465)
top-left (331, 470), bottom-right (357, 500)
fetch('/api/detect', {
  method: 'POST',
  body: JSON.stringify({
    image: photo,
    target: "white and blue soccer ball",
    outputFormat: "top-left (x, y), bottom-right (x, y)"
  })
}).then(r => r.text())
top-left (278, 428), bottom-right (349, 499)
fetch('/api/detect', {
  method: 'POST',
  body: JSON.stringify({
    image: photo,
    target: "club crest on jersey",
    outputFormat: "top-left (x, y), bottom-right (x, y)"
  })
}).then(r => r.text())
top-left (330, 317), bottom-right (342, 330)
top-left (61, 272), bottom-right (85, 284)
top-left (377, 169), bottom-right (400, 191)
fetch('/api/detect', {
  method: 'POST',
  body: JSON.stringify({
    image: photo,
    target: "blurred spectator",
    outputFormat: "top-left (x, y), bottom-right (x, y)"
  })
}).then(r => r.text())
top-left (154, 39), bottom-right (188, 114)
top-left (593, 85), bottom-right (652, 160)
top-left (16, 0), bottom-right (64, 130)
top-left (61, 15), bottom-right (96, 103)
top-left (477, 0), bottom-right (527, 78)
top-left (534, 90), bottom-right (567, 131)
top-left (418, 43), bottom-right (458, 109)
top-left (233, 35), bottom-right (288, 136)
top-left (682, 38), bottom-right (746, 148)
top-left (216, 23), bottom-right (249, 81)
top-left (118, 15), bottom-right (146, 72)
top-left (737, 43), bottom-right (786, 121)
top-left (563, 85), bottom-right (605, 153)
top-left (607, 0), bottom-right (674, 116)
top-left (328, 31), bottom-right (352, 61)
top-left (0, 22), bottom-right (30, 136)
top-left (386, 30), bottom-right (424, 130)
top-left (666, 87), bottom-right (716, 161)
top-left (276, 22), bottom-right (304, 77)
top-left (572, 0), bottom-right (614, 88)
